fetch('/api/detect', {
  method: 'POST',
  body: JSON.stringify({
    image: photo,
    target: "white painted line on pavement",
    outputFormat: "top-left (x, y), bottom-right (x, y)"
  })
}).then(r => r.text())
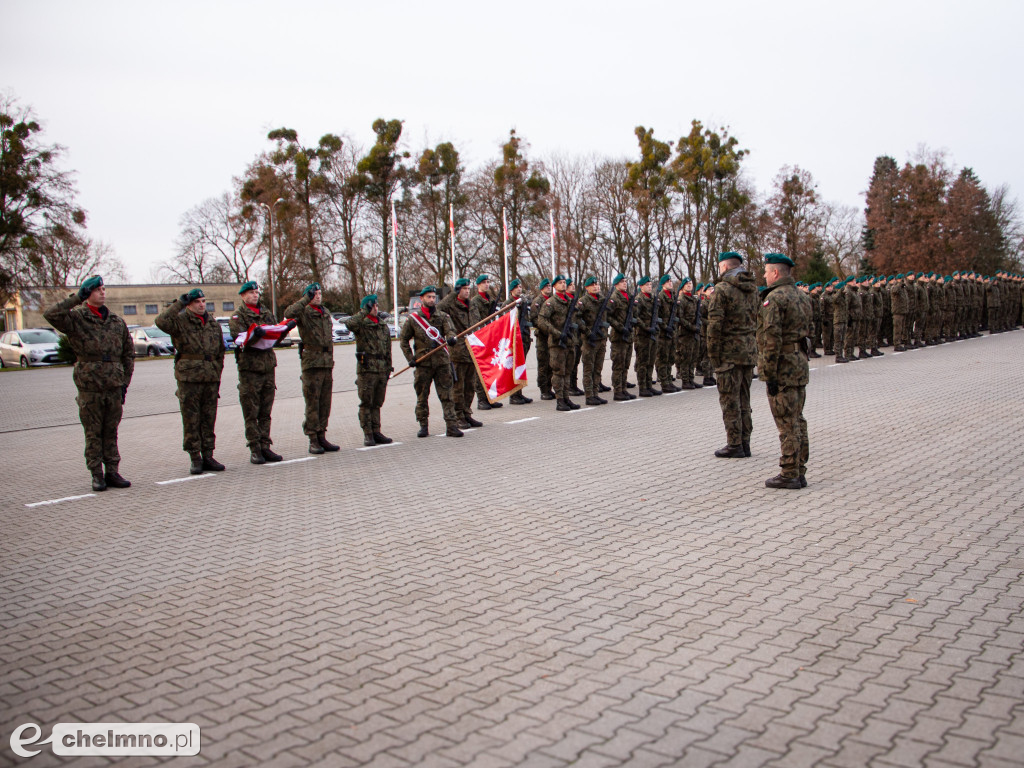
top-left (26, 493), bottom-right (96, 508)
top-left (828, 363), bottom-right (842, 367)
top-left (357, 442), bottom-right (403, 452)
top-left (155, 474), bottom-right (217, 485)
top-left (505, 417), bottom-right (540, 424)
top-left (432, 428), bottom-right (477, 438)
top-left (567, 407), bottom-right (595, 413)
top-left (618, 397), bottom-right (644, 403)
top-left (267, 456), bottom-right (318, 465)
top-left (664, 390), bottom-right (685, 396)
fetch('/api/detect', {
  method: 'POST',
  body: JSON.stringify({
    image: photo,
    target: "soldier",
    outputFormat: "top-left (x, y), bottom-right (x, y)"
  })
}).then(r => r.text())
top-left (941, 275), bottom-right (956, 341)
top-left (913, 271), bottom-right (929, 347)
top-left (469, 274), bottom-right (503, 410)
top-left (400, 286), bottom-right (462, 437)
top-left (632, 276), bottom-right (660, 396)
top-left (284, 282), bottom-right (339, 455)
top-left (156, 287), bottom-right (226, 474)
top-left (565, 278), bottom-right (585, 396)
top-left (44, 275), bottom-right (134, 491)
top-left (606, 273), bottom-right (636, 401)
top-left (707, 251), bottom-right (758, 458)
top-left (843, 278), bottom-right (861, 361)
top-left (655, 275), bottom-right (679, 393)
top-left (889, 274), bottom-right (909, 351)
top-left (832, 278), bottom-right (850, 362)
top-left (228, 281), bottom-right (285, 465)
top-left (857, 275), bottom-right (874, 359)
top-left (347, 294), bottom-right (394, 446)
top-left (987, 276), bottom-right (1002, 334)
top-left (808, 283), bottom-right (822, 357)
top-left (879, 275), bottom-right (893, 349)
top-left (531, 278), bottom-right (555, 400)
top-left (757, 254), bottom-right (813, 490)
top-left (675, 277), bottom-right (701, 389)
top-left (536, 275), bottom-right (580, 411)
top-left (507, 279), bottom-right (533, 405)
top-left (822, 279), bottom-right (835, 355)
top-left (698, 283), bottom-right (716, 386)
top-left (438, 278), bottom-right (482, 428)
top-left (577, 276), bottom-right (609, 405)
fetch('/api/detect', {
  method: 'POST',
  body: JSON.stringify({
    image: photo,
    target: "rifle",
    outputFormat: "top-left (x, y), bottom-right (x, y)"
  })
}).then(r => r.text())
top-left (558, 294), bottom-right (580, 349)
top-left (647, 289), bottom-right (662, 341)
top-left (621, 291), bottom-right (638, 338)
top-left (519, 299), bottom-right (533, 353)
top-left (664, 293), bottom-right (680, 338)
top-left (586, 291), bottom-right (613, 347)
top-left (693, 296), bottom-right (702, 341)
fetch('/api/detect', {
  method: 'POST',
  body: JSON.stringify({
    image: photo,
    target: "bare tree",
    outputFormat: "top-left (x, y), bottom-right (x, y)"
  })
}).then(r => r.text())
top-left (817, 202), bottom-right (863, 277)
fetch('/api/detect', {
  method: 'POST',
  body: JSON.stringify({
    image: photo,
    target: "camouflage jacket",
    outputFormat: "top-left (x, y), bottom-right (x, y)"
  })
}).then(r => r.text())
top-left (832, 288), bottom-right (849, 325)
top-left (399, 306), bottom-right (454, 368)
top-left (810, 293), bottom-right (821, 324)
top-left (633, 290), bottom-right (657, 340)
top-left (987, 282), bottom-right (1001, 308)
top-left (846, 285), bottom-right (862, 321)
top-left (677, 292), bottom-right (699, 335)
top-left (470, 290), bottom-right (498, 326)
top-left (438, 292), bottom-right (473, 363)
top-left (658, 289), bottom-right (676, 340)
top-left (44, 294), bottom-right (134, 392)
top-left (606, 289), bottom-right (632, 342)
top-left (879, 285), bottom-right (891, 314)
top-left (536, 291), bottom-right (574, 345)
top-left (577, 291), bottom-right (609, 345)
top-left (707, 269), bottom-right (757, 368)
top-left (916, 282), bottom-right (929, 314)
top-left (821, 292), bottom-right (834, 324)
top-left (927, 282), bottom-right (942, 314)
top-left (284, 294), bottom-right (334, 371)
top-left (155, 299), bottom-right (225, 383)
top-left (756, 276), bottom-right (812, 387)
top-left (347, 308), bottom-right (393, 375)
top-left (516, 294), bottom-right (533, 352)
top-left (530, 292), bottom-right (551, 341)
top-left (228, 302), bottom-right (278, 374)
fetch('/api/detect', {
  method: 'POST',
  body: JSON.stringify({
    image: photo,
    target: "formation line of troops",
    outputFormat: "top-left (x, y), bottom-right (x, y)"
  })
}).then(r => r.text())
top-left (47, 264), bottom-right (1023, 491)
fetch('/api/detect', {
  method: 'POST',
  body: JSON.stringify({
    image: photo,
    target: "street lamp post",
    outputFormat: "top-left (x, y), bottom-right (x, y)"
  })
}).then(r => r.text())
top-left (260, 198), bottom-right (285, 318)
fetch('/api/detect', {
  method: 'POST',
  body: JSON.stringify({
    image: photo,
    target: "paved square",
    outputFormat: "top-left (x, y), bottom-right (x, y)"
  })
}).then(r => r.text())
top-left (2, 332), bottom-right (1023, 767)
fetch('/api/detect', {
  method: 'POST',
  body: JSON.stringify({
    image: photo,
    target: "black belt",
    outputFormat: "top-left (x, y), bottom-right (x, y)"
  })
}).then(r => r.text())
top-left (78, 354), bottom-right (115, 362)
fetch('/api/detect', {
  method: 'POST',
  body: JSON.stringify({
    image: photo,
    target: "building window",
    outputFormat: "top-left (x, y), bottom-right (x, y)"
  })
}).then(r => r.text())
top-left (206, 302), bottom-right (217, 312)
top-left (145, 304), bottom-right (158, 314)
top-left (123, 305), bottom-right (137, 315)
top-left (222, 301), bottom-right (234, 311)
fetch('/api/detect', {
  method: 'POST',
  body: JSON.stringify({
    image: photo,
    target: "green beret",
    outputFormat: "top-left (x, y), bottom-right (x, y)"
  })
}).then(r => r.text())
top-left (943, 276), bottom-right (951, 283)
top-left (659, 274), bottom-right (672, 286)
top-left (764, 253), bottom-right (795, 267)
top-left (454, 277), bottom-right (471, 289)
top-left (681, 276), bottom-right (694, 286)
top-left (612, 273), bottom-right (626, 285)
top-left (896, 273), bottom-right (905, 279)
top-left (419, 285), bottom-right (437, 296)
top-left (509, 278), bottom-right (522, 291)
top-left (917, 272), bottom-right (924, 277)
top-left (360, 294), bottom-right (378, 309)
top-left (553, 274), bottom-right (568, 285)
top-left (583, 276), bottom-right (597, 287)
top-left (718, 251), bottom-right (743, 264)
top-left (475, 274), bottom-right (489, 285)
top-left (757, 285), bottom-right (766, 293)
top-left (183, 288), bottom-right (204, 302)
top-left (638, 275), bottom-right (651, 286)
top-left (538, 278), bottom-right (552, 290)
top-left (566, 278), bottom-right (574, 287)
top-left (238, 280), bottom-right (258, 295)
top-left (81, 275), bottom-right (103, 294)
top-left (304, 282), bottom-right (321, 296)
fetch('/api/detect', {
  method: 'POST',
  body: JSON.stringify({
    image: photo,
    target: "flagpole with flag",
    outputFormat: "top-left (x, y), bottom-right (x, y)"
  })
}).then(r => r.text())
top-left (549, 209), bottom-right (556, 280)
top-left (391, 200), bottom-right (399, 336)
top-left (449, 203), bottom-right (456, 288)
top-left (502, 207), bottom-right (510, 301)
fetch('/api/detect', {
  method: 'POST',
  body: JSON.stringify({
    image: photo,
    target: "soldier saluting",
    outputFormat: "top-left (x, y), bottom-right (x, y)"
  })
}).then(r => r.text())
top-left (284, 282), bottom-right (339, 455)
top-left (347, 294), bottom-right (394, 446)
top-left (44, 275), bottom-right (134, 491)
top-left (156, 287), bottom-right (226, 475)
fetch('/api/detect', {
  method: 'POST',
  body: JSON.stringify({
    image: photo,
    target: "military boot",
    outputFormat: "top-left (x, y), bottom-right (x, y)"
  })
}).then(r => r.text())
top-left (202, 455), bottom-right (225, 471)
top-left (477, 398), bottom-right (493, 410)
top-left (261, 446), bottom-right (283, 462)
top-left (858, 349), bottom-right (872, 360)
top-left (556, 399), bottom-right (573, 411)
top-left (372, 431), bottom-right (393, 444)
top-left (661, 383), bottom-right (679, 393)
top-left (509, 392), bottom-right (532, 404)
top-left (540, 389), bottom-right (556, 400)
top-left (309, 437), bottom-right (326, 454)
top-left (250, 447), bottom-right (267, 465)
top-left (585, 396), bottom-right (603, 406)
top-left (808, 350), bottom-right (821, 358)
top-left (317, 433), bottom-right (340, 452)
top-left (566, 398), bottom-right (581, 410)
top-left (466, 416), bottom-right (483, 428)
top-left (613, 392), bottom-right (630, 401)
top-left (569, 384), bottom-right (585, 397)
top-left (189, 455), bottom-right (204, 474)
top-left (598, 383), bottom-right (611, 392)
top-left (363, 432), bottom-right (376, 447)
top-left (626, 381), bottom-right (637, 388)
top-left (765, 474), bottom-right (802, 489)
top-left (638, 389), bottom-right (654, 397)
top-left (835, 356), bottom-right (849, 363)
top-left (104, 471), bottom-right (130, 488)
top-left (742, 443), bottom-right (751, 457)
top-left (703, 376), bottom-right (717, 386)
top-left (871, 348), bottom-right (884, 356)
top-left (650, 387), bottom-right (663, 395)
top-left (680, 381), bottom-right (696, 390)
top-left (799, 475), bottom-right (808, 488)
top-left (692, 380), bottom-right (704, 388)
top-left (91, 471), bottom-right (107, 492)
top-left (714, 445), bottom-right (746, 458)
top-left (417, 423), bottom-right (429, 438)
top-left (445, 425), bottom-right (464, 437)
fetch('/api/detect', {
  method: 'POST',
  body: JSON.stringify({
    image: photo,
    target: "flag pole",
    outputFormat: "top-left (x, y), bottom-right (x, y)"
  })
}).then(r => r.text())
top-left (391, 200), bottom-right (399, 336)
top-left (449, 203), bottom-right (456, 288)
top-left (549, 208), bottom-right (556, 280)
top-left (502, 207), bottom-right (510, 301)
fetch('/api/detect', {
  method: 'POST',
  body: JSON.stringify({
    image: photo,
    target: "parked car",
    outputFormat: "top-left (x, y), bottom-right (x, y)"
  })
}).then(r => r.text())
top-left (222, 326), bottom-right (237, 350)
top-left (331, 312), bottom-right (351, 324)
top-left (0, 328), bottom-right (62, 368)
top-left (131, 326), bottom-right (175, 357)
top-left (285, 317), bottom-right (354, 345)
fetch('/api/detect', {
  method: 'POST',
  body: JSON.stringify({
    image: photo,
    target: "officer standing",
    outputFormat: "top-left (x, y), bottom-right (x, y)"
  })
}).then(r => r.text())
top-left (675, 277), bottom-right (701, 389)
top-left (507, 279), bottom-right (533, 405)
top-left (44, 275), bottom-right (134, 491)
top-left (284, 282), bottom-right (339, 455)
top-left (400, 286), bottom-right (462, 437)
top-left (655, 275), bottom-right (678, 393)
top-left (347, 294), bottom-right (394, 446)
top-left (606, 274), bottom-right (636, 401)
top-left (889, 274), bottom-right (909, 351)
top-left (228, 281), bottom-right (285, 464)
top-left (577, 276), bottom-right (609, 405)
top-left (757, 254), bottom-right (813, 489)
top-left (438, 278), bottom-right (482, 428)
top-left (707, 251), bottom-right (758, 458)
top-left (470, 274), bottom-right (502, 410)
top-left (536, 275), bottom-right (580, 411)
top-left (531, 278), bottom-right (555, 400)
top-left (156, 287), bottom-right (226, 474)
top-left (633, 276), bottom-right (660, 396)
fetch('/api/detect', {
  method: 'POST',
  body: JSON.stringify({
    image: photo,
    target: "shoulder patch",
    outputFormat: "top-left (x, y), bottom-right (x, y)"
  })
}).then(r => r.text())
top-left (763, 300), bottom-right (770, 307)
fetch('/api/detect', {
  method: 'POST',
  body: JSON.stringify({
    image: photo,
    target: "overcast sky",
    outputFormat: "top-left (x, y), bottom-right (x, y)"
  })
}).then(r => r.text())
top-left (3, 0), bottom-right (1022, 282)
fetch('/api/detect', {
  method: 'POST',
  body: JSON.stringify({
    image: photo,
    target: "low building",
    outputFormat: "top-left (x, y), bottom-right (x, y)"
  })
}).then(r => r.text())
top-left (3, 283), bottom-right (246, 331)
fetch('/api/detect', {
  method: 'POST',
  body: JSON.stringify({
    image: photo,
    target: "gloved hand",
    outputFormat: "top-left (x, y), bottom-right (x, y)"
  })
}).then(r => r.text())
top-left (408, 360), bottom-right (418, 368)
top-left (446, 336), bottom-right (458, 347)
top-left (77, 285), bottom-right (91, 302)
top-left (284, 319), bottom-right (297, 332)
top-left (121, 386), bottom-right (128, 404)
top-left (251, 326), bottom-right (266, 339)
top-left (766, 381), bottom-right (779, 396)
top-left (179, 293), bottom-right (191, 305)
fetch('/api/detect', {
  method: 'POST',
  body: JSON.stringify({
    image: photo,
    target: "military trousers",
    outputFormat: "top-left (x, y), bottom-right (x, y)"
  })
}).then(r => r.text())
top-left (610, 338), bottom-right (633, 394)
top-left (892, 315), bottom-right (907, 347)
top-left (357, 372), bottom-right (388, 433)
top-left (581, 339), bottom-right (607, 397)
top-left (414, 362), bottom-right (457, 426)
top-left (655, 334), bottom-right (674, 385)
top-left (768, 385), bottom-right (808, 479)
top-left (571, 342), bottom-right (582, 386)
top-left (716, 364), bottom-right (753, 447)
top-left (942, 311), bottom-right (955, 340)
top-left (988, 306), bottom-right (1001, 334)
top-left (833, 323), bottom-right (847, 357)
top-left (535, 333), bottom-right (552, 394)
top-left (548, 340), bottom-right (570, 400)
top-left (451, 360), bottom-right (476, 421)
top-left (301, 367), bottom-right (333, 436)
top-left (633, 335), bottom-right (657, 390)
top-left (77, 388), bottom-right (124, 474)
top-left (238, 370), bottom-right (275, 449)
top-left (912, 314), bottom-right (926, 344)
top-left (675, 334), bottom-right (698, 383)
top-left (177, 380), bottom-right (219, 457)
top-left (822, 319), bottom-right (833, 354)
top-left (843, 320), bottom-right (858, 358)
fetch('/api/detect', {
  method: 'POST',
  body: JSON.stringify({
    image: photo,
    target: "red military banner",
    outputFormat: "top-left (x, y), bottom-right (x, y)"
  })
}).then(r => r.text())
top-left (465, 306), bottom-right (528, 403)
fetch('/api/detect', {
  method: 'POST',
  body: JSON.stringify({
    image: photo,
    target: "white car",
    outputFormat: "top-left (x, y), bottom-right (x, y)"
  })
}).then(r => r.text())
top-left (0, 328), bottom-right (62, 368)
top-left (286, 317), bottom-right (354, 345)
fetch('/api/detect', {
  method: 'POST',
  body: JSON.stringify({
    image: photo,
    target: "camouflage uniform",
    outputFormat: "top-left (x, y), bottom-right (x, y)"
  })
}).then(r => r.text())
top-left (757, 275), bottom-right (812, 480)
top-left (470, 289), bottom-right (499, 404)
top-left (810, 288), bottom-right (822, 353)
top-left (913, 280), bottom-right (929, 346)
top-left (228, 302), bottom-right (278, 451)
top-left (400, 306), bottom-right (458, 428)
top-left (531, 291), bottom-right (553, 396)
top-left (656, 287), bottom-right (677, 389)
top-left (577, 290), bottom-right (609, 399)
top-left (632, 289), bottom-right (659, 393)
top-left (674, 291), bottom-right (700, 386)
top-left (156, 298), bottom-right (225, 458)
top-left (821, 289), bottom-right (834, 354)
top-left (889, 279), bottom-right (909, 349)
top-left (987, 280), bottom-right (1002, 333)
top-left (698, 294), bottom-right (713, 382)
top-left (536, 291), bottom-right (576, 401)
top-left (284, 294), bottom-right (335, 438)
top-left (438, 291), bottom-right (476, 422)
top-left (44, 294), bottom-right (134, 477)
top-left (843, 283), bottom-right (861, 360)
top-left (347, 308), bottom-right (393, 437)
top-left (879, 282), bottom-right (892, 346)
top-left (831, 285), bottom-right (849, 359)
top-left (707, 268), bottom-right (758, 448)
top-left (606, 288), bottom-right (634, 397)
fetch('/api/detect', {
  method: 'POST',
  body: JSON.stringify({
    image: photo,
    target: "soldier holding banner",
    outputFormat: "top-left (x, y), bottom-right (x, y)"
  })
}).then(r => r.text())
top-left (400, 286), bottom-right (463, 438)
